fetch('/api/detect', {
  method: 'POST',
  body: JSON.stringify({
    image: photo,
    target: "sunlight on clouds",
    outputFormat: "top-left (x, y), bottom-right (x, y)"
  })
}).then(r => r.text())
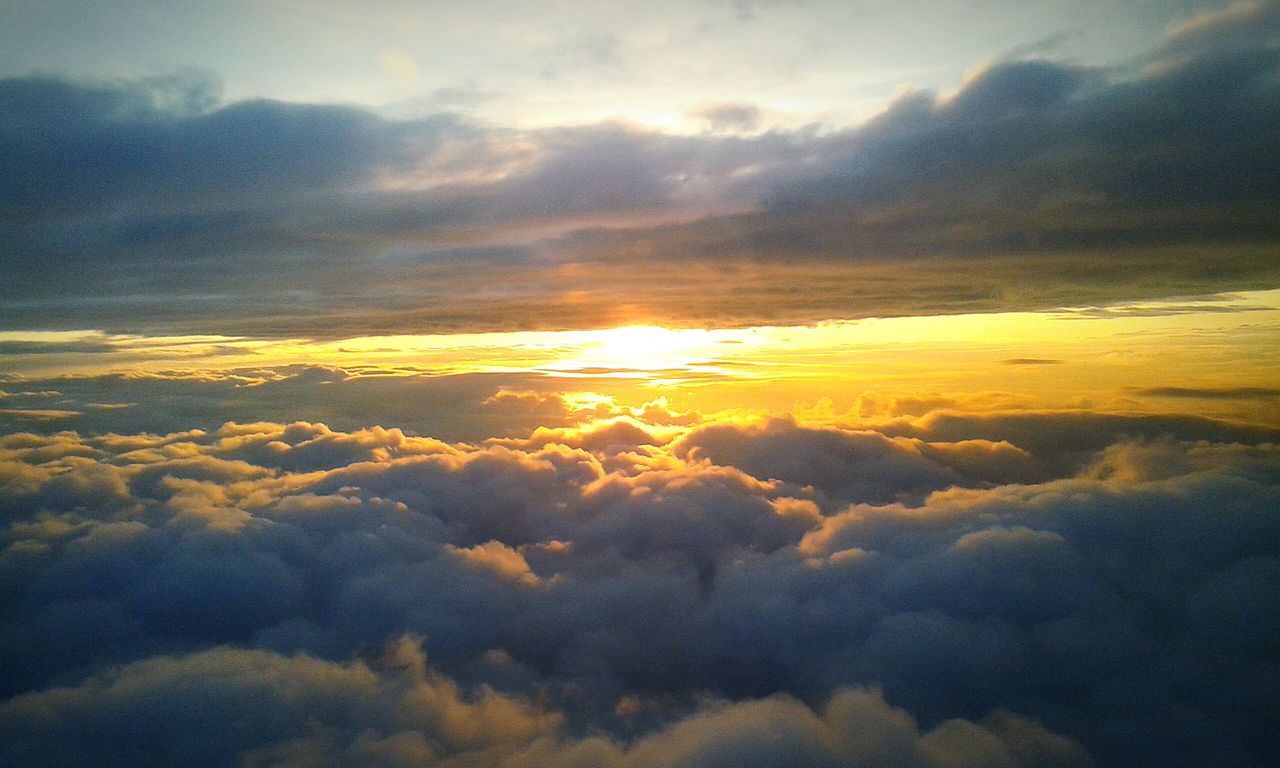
top-left (2, 290), bottom-right (1277, 424)
top-left (3, 3), bottom-right (1279, 764)
top-left (558, 391), bottom-right (618, 411)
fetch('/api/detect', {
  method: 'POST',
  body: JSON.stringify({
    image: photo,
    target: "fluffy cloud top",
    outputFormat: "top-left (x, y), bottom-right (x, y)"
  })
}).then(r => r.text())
top-left (2, 2), bottom-right (1279, 764)
top-left (2, 404), bottom-right (1278, 766)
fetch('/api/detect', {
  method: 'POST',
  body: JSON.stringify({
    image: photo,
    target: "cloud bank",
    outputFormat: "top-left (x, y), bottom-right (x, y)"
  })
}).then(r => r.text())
top-left (2, 0), bottom-right (1279, 335)
top-left (2, 402), bottom-right (1278, 766)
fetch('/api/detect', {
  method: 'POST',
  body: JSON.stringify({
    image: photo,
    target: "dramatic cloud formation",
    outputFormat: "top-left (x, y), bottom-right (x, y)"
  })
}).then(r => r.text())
top-left (3, 1), bottom-right (1279, 335)
top-left (2, 2), bottom-right (1277, 765)
top-left (2, 402), bottom-right (1277, 765)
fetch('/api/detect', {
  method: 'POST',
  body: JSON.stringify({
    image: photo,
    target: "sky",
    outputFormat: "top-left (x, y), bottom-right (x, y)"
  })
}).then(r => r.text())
top-left (1, 2), bottom-right (1279, 767)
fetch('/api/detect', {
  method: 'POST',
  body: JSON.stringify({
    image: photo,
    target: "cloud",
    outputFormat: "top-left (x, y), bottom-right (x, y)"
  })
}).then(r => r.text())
top-left (2, 3), bottom-right (1279, 335)
top-left (999, 358), bottom-right (1065, 366)
top-left (687, 101), bottom-right (764, 132)
top-left (2, 404), bottom-right (1278, 765)
top-left (872, 409), bottom-right (1280, 474)
top-left (0, 340), bottom-right (116, 355)
top-left (444, 540), bottom-right (541, 587)
top-left (0, 369), bottom-right (581, 442)
top-left (1132, 386), bottom-right (1280, 400)
top-left (588, 687), bottom-right (1092, 768)
top-left (1153, 0), bottom-right (1280, 65)
top-left (0, 637), bottom-right (560, 768)
top-left (672, 416), bottom-right (991, 503)
top-left (0, 639), bottom-right (1092, 768)
top-left (2, 5), bottom-right (1279, 761)
top-left (0, 409), bottom-right (82, 421)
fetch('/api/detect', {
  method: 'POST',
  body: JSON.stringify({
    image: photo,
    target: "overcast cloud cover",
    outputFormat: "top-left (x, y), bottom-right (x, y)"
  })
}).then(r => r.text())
top-left (2, 0), bottom-right (1279, 335)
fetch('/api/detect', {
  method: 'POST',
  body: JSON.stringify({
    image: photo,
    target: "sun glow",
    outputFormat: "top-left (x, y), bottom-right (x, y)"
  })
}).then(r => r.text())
top-left (2, 292), bottom-right (1277, 423)
top-left (548, 325), bottom-right (728, 375)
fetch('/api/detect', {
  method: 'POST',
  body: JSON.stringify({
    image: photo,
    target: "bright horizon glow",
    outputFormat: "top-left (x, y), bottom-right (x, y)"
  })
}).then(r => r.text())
top-left (4, 2), bottom-right (1279, 764)
top-left (4, 290), bottom-right (1277, 426)
top-left (544, 325), bottom-right (729, 375)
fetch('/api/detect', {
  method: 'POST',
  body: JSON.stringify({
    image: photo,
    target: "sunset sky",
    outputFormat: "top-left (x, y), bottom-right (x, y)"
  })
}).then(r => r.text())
top-left (2, 2), bottom-right (1278, 767)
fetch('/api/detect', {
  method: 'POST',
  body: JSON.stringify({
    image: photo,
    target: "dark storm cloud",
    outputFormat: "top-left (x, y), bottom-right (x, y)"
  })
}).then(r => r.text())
top-left (2, 0), bottom-right (1279, 336)
top-left (2, 402), bottom-right (1278, 765)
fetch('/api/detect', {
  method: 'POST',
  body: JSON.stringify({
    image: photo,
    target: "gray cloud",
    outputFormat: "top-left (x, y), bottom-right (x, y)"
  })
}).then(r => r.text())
top-left (0, 637), bottom-right (560, 768)
top-left (1133, 386), bottom-right (1280, 400)
top-left (0, 369), bottom-right (579, 442)
top-left (2, 1), bottom-right (1279, 336)
top-left (2, 401), bottom-right (1278, 765)
top-left (687, 101), bottom-right (764, 132)
top-left (3, 4), bottom-right (1277, 764)
top-left (0, 646), bottom-right (1091, 768)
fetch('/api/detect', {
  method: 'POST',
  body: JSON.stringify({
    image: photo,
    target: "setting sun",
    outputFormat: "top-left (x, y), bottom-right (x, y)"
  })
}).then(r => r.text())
top-left (548, 325), bottom-right (725, 374)
top-left (3, 1), bottom-right (1278, 765)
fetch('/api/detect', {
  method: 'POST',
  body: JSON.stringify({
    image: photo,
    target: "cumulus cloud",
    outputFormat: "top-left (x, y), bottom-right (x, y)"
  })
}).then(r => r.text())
top-left (0, 637), bottom-right (560, 768)
top-left (2, 404), bottom-right (1278, 765)
top-left (0, 641), bottom-right (1091, 768)
top-left (671, 416), bottom-right (1042, 502)
top-left (2, 5), bottom-right (1279, 762)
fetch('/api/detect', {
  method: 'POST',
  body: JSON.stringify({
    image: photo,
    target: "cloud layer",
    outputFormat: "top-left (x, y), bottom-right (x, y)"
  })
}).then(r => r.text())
top-left (2, 1), bottom-right (1279, 335)
top-left (2, 2), bottom-right (1279, 765)
top-left (2, 402), bottom-right (1278, 766)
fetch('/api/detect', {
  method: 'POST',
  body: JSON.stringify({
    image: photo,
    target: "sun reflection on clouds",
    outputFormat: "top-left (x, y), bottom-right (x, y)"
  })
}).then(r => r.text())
top-left (2, 290), bottom-right (1277, 424)
top-left (558, 391), bottom-right (618, 411)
